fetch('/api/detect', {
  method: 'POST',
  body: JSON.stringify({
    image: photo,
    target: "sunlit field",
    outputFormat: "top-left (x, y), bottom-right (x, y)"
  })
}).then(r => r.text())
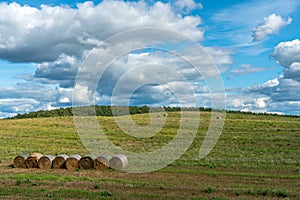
top-left (0, 112), bottom-right (299, 199)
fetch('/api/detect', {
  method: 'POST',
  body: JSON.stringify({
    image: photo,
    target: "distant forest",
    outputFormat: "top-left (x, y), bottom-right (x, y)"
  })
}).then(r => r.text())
top-left (9, 105), bottom-right (209, 119)
top-left (8, 105), bottom-right (297, 119)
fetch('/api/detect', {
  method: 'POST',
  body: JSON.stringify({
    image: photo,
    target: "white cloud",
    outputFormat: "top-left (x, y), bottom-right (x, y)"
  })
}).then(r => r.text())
top-left (59, 97), bottom-right (71, 103)
top-left (175, 0), bottom-right (202, 14)
top-left (226, 93), bottom-right (270, 113)
top-left (0, 1), bottom-right (204, 63)
top-left (252, 14), bottom-right (292, 42)
top-left (33, 54), bottom-right (79, 88)
top-left (233, 39), bottom-right (300, 115)
top-left (79, 47), bottom-right (230, 107)
top-left (212, 0), bottom-right (298, 44)
top-left (0, 1), bottom-right (221, 117)
top-left (284, 62), bottom-right (300, 81)
top-left (73, 84), bottom-right (94, 104)
top-left (273, 39), bottom-right (300, 67)
top-left (254, 97), bottom-right (268, 108)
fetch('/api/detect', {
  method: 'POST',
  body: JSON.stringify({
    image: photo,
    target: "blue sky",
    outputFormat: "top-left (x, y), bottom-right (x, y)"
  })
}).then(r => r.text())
top-left (0, 0), bottom-right (300, 118)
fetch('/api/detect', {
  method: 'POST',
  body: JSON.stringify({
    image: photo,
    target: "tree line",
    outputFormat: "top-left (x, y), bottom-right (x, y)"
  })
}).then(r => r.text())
top-left (9, 105), bottom-right (213, 119)
top-left (8, 105), bottom-right (297, 119)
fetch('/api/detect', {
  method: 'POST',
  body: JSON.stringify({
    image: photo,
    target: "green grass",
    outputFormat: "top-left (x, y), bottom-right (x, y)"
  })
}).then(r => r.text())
top-left (0, 111), bottom-right (299, 199)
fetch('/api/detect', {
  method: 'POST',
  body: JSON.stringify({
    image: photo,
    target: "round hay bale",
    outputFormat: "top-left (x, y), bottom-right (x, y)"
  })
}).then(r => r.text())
top-left (65, 154), bottom-right (81, 170)
top-left (78, 154), bottom-right (96, 170)
top-left (94, 154), bottom-right (112, 170)
top-left (38, 155), bottom-right (55, 169)
top-left (109, 154), bottom-right (128, 170)
top-left (24, 153), bottom-right (43, 168)
top-left (52, 154), bottom-right (68, 169)
top-left (13, 154), bottom-right (29, 168)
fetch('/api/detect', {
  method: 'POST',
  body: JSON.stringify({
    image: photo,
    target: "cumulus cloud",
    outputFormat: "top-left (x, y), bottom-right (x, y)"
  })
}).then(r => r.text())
top-left (0, 1), bottom-right (204, 63)
top-left (83, 46), bottom-right (230, 107)
top-left (226, 93), bottom-right (270, 113)
top-left (272, 40), bottom-right (300, 98)
top-left (273, 39), bottom-right (300, 67)
top-left (174, 0), bottom-right (202, 14)
top-left (0, 82), bottom-right (74, 118)
top-left (284, 62), bottom-right (300, 81)
top-left (252, 14), bottom-right (292, 42)
top-left (0, 1), bottom-right (219, 117)
top-left (236, 39), bottom-right (300, 115)
top-left (33, 54), bottom-right (79, 88)
top-left (0, 0), bottom-right (234, 118)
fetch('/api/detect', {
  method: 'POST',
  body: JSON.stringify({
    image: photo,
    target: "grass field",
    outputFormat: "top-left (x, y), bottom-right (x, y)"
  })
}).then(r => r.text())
top-left (0, 112), bottom-right (299, 199)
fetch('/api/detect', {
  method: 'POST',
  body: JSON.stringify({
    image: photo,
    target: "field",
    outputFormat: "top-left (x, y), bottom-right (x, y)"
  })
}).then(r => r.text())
top-left (0, 111), bottom-right (299, 199)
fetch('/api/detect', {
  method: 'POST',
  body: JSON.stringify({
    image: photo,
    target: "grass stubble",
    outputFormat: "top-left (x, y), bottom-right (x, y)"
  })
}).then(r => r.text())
top-left (0, 112), bottom-right (299, 199)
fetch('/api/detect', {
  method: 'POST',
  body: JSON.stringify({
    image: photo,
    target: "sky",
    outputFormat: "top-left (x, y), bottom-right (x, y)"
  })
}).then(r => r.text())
top-left (0, 0), bottom-right (300, 118)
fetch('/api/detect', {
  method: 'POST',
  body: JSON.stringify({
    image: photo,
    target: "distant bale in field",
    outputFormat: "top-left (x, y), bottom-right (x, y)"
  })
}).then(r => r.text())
top-left (94, 154), bottom-right (112, 170)
top-left (65, 154), bottom-right (81, 170)
top-left (13, 154), bottom-right (29, 168)
top-left (52, 154), bottom-right (68, 169)
top-left (24, 153), bottom-right (43, 168)
top-left (109, 154), bottom-right (128, 170)
top-left (38, 155), bottom-right (55, 170)
top-left (79, 154), bottom-right (96, 170)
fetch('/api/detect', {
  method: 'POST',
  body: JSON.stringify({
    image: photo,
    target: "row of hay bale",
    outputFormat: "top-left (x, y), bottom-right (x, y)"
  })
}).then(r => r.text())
top-left (13, 153), bottom-right (128, 171)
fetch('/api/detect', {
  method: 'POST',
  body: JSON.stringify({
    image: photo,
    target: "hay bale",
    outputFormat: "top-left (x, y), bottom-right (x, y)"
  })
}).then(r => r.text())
top-left (109, 154), bottom-right (128, 170)
top-left (24, 153), bottom-right (43, 168)
top-left (13, 154), bottom-right (29, 168)
top-left (52, 154), bottom-right (68, 169)
top-left (38, 155), bottom-right (55, 169)
top-left (78, 154), bottom-right (96, 170)
top-left (65, 154), bottom-right (81, 170)
top-left (94, 154), bottom-right (112, 170)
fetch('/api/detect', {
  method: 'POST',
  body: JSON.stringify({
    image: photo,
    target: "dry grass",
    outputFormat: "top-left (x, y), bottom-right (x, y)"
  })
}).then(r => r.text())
top-left (0, 112), bottom-right (299, 199)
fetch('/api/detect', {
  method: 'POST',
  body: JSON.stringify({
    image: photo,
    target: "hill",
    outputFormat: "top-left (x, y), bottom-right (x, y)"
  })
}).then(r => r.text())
top-left (0, 112), bottom-right (299, 199)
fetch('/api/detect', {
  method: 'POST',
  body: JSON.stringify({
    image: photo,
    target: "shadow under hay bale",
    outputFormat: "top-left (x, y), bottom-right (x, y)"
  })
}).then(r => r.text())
top-left (38, 155), bottom-right (55, 169)
top-left (24, 153), bottom-right (43, 168)
top-left (109, 154), bottom-right (128, 170)
top-left (52, 154), bottom-right (68, 169)
top-left (79, 154), bottom-right (96, 170)
top-left (94, 154), bottom-right (112, 170)
top-left (13, 154), bottom-right (29, 168)
top-left (65, 154), bottom-right (81, 170)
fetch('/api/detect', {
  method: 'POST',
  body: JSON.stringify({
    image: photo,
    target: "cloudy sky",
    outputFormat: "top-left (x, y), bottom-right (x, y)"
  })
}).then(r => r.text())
top-left (0, 0), bottom-right (299, 118)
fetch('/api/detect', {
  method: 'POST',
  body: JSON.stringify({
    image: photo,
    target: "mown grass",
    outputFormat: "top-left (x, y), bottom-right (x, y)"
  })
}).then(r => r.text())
top-left (0, 111), bottom-right (299, 199)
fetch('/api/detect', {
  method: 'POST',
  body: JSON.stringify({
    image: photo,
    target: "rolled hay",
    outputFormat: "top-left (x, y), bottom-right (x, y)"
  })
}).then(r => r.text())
top-left (109, 154), bottom-right (128, 170)
top-left (38, 155), bottom-right (55, 169)
top-left (52, 154), bottom-right (68, 169)
top-left (13, 154), bottom-right (29, 168)
top-left (78, 154), bottom-right (96, 170)
top-left (24, 153), bottom-right (43, 168)
top-left (94, 154), bottom-right (112, 170)
top-left (65, 154), bottom-right (81, 170)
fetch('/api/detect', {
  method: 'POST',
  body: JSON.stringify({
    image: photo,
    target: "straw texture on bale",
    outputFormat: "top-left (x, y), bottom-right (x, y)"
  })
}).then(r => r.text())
top-left (94, 154), bottom-right (112, 170)
top-left (24, 153), bottom-right (43, 168)
top-left (65, 154), bottom-right (81, 170)
top-left (52, 154), bottom-right (68, 169)
top-left (78, 154), bottom-right (96, 170)
top-left (38, 155), bottom-right (55, 169)
top-left (109, 154), bottom-right (128, 170)
top-left (13, 154), bottom-right (29, 168)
